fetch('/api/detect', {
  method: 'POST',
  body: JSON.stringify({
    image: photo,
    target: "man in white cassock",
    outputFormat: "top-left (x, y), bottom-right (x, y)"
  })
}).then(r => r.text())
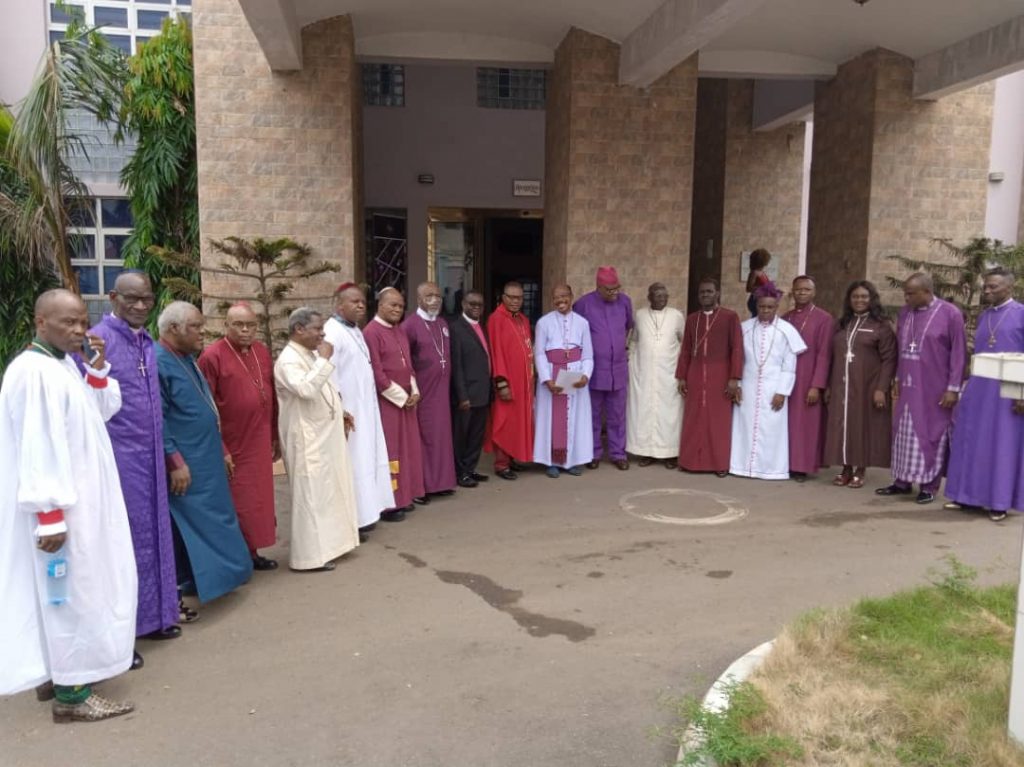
top-left (730, 286), bottom-right (807, 480)
top-left (324, 283), bottom-right (394, 536)
top-left (627, 282), bottom-right (685, 468)
top-left (533, 285), bottom-right (594, 478)
top-left (275, 308), bottom-right (359, 571)
top-left (0, 290), bottom-right (137, 723)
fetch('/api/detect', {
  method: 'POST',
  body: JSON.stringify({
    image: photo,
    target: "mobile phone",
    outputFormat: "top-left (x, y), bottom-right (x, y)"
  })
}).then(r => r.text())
top-left (82, 336), bottom-right (100, 364)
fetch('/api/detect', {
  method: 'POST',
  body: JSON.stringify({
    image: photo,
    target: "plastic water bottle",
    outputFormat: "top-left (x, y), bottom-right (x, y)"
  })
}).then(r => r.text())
top-left (46, 551), bottom-right (68, 606)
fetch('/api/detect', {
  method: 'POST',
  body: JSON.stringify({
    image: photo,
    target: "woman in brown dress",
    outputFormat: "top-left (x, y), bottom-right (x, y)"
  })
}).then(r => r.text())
top-left (824, 281), bottom-right (897, 488)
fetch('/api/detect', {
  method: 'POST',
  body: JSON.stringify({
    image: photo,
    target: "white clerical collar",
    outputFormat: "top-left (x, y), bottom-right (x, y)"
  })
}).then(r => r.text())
top-left (416, 307), bottom-right (438, 322)
top-left (373, 315), bottom-right (395, 328)
top-left (702, 309), bottom-right (715, 315)
top-left (995, 297), bottom-right (1014, 309)
top-left (462, 313), bottom-right (479, 325)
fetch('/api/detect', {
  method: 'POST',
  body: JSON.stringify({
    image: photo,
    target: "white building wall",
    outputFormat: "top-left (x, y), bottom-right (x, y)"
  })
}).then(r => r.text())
top-left (0, 0), bottom-right (46, 107)
top-left (985, 71), bottom-right (1024, 245)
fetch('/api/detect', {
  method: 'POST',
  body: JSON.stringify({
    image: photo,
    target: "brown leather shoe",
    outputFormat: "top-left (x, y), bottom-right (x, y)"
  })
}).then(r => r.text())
top-left (613, 459), bottom-right (629, 471)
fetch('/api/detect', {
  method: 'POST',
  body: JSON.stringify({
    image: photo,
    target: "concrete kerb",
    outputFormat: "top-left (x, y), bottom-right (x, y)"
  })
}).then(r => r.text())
top-left (675, 639), bottom-right (776, 767)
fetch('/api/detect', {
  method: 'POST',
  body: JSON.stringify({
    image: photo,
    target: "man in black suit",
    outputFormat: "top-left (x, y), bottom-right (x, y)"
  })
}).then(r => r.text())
top-left (449, 291), bottom-right (492, 488)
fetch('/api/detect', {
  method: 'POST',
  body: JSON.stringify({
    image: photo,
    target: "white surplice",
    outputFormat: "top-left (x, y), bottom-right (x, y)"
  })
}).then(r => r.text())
top-left (324, 316), bottom-right (394, 527)
top-left (0, 351), bottom-right (137, 694)
top-left (729, 317), bottom-right (807, 480)
top-left (274, 341), bottom-right (359, 570)
top-left (627, 306), bottom-right (686, 458)
top-left (532, 310), bottom-right (594, 468)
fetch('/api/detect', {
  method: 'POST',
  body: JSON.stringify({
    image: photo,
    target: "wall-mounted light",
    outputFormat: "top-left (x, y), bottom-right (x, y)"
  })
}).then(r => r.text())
top-left (989, 171), bottom-right (1006, 183)
top-left (417, 174), bottom-right (435, 185)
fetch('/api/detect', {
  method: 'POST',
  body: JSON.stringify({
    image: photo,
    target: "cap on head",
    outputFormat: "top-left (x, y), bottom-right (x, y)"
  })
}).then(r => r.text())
top-left (596, 266), bottom-right (619, 287)
top-left (335, 282), bottom-right (357, 296)
top-left (754, 282), bottom-right (783, 301)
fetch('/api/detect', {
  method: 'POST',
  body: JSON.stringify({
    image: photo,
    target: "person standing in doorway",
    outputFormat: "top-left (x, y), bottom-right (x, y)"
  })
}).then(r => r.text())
top-left (487, 281), bottom-right (535, 480)
top-left (745, 249), bottom-right (772, 318)
top-left (449, 291), bottom-right (492, 488)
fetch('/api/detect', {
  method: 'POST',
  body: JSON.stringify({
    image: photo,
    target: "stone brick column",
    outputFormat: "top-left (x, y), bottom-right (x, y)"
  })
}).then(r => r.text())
top-left (193, 3), bottom-right (362, 324)
top-left (807, 48), bottom-right (993, 314)
top-left (543, 28), bottom-right (697, 309)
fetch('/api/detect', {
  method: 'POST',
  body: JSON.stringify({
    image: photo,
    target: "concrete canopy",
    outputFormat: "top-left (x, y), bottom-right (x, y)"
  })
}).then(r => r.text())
top-left (239, 0), bottom-right (1024, 94)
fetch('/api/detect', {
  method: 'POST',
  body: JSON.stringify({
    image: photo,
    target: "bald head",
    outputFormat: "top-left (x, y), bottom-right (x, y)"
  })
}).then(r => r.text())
top-left (225, 303), bottom-right (259, 349)
top-left (110, 270), bottom-right (155, 328)
top-left (903, 272), bottom-right (934, 309)
top-left (35, 288), bottom-right (83, 319)
top-left (35, 289), bottom-right (89, 354)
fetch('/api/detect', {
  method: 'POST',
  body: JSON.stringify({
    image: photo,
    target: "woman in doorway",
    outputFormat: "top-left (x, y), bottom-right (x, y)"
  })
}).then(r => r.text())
top-left (823, 280), bottom-right (897, 489)
top-left (745, 248), bottom-right (773, 317)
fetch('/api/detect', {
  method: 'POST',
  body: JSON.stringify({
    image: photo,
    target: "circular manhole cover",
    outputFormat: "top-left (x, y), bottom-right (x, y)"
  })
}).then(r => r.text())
top-left (619, 488), bottom-right (748, 526)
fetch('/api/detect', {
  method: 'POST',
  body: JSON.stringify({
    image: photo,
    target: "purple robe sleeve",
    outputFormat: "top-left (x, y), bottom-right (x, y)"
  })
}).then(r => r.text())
top-left (947, 305), bottom-right (967, 392)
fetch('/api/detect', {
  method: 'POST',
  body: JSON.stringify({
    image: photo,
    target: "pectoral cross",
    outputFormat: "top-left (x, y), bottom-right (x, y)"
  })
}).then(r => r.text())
top-left (440, 358), bottom-right (446, 370)
top-left (905, 374), bottom-right (913, 388)
top-left (907, 341), bottom-right (918, 354)
top-left (845, 350), bottom-right (855, 364)
top-left (138, 358), bottom-right (148, 377)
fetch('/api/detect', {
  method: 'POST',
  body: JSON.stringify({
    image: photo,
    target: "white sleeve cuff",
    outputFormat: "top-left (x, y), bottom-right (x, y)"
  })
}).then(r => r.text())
top-left (35, 520), bottom-right (68, 537)
top-left (381, 382), bottom-right (409, 408)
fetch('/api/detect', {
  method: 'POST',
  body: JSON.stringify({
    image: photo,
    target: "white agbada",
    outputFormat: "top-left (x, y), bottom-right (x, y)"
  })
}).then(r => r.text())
top-left (627, 306), bottom-right (686, 458)
top-left (0, 350), bottom-right (137, 694)
top-left (730, 317), bottom-right (807, 480)
top-left (274, 341), bottom-right (359, 570)
top-left (533, 310), bottom-right (595, 468)
top-left (324, 316), bottom-right (394, 527)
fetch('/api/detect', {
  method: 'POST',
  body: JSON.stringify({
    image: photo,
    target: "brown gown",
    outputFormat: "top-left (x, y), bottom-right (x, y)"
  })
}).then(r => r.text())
top-left (823, 315), bottom-right (897, 468)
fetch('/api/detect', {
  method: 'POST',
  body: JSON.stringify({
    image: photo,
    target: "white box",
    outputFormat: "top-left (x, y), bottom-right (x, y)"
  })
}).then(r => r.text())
top-left (972, 352), bottom-right (1024, 384)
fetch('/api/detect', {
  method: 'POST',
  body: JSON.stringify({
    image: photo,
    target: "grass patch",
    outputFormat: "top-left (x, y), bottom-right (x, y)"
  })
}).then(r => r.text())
top-left (673, 559), bottom-right (1024, 766)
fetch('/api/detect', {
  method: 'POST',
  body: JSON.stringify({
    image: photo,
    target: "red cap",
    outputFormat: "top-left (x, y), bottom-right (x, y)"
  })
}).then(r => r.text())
top-left (335, 282), bottom-right (357, 295)
top-left (596, 266), bottom-right (619, 287)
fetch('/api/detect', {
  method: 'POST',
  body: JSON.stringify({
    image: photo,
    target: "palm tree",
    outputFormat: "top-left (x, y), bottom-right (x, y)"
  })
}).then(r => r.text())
top-left (0, 19), bottom-right (126, 292)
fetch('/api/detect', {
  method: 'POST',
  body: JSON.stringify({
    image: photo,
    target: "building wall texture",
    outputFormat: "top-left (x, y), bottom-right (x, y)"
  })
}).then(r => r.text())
top-left (193, 2), bottom-right (360, 324)
top-left (807, 48), bottom-right (994, 314)
top-left (543, 28), bottom-right (697, 309)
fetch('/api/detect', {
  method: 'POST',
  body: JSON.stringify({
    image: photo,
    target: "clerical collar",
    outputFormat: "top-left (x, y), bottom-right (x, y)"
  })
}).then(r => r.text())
top-left (416, 307), bottom-right (438, 322)
top-left (994, 297), bottom-right (1013, 310)
top-left (29, 336), bottom-right (65, 359)
top-left (226, 338), bottom-right (251, 354)
top-left (463, 313), bottom-right (479, 325)
top-left (110, 312), bottom-right (146, 335)
top-left (914, 298), bottom-right (937, 312)
top-left (373, 315), bottom-right (396, 328)
top-left (702, 308), bottom-right (716, 315)
top-left (333, 313), bottom-right (357, 328)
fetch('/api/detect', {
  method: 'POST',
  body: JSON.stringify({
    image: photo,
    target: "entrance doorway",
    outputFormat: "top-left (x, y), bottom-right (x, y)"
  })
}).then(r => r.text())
top-left (427, 208), bottom-right (544, 324)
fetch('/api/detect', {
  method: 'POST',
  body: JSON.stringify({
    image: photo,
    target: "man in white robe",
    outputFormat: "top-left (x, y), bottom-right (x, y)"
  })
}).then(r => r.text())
top-left (324, 284), bottom-right (394, 536)
top-left (627, 282), bottom-right (685, 468)
top-left (533, 285), bottom-right (594, 477)
top-left (0, 289), bottom-right (137, 722)
top-left (275, 308), bottom-right (359, 571)
top-left (730, 287), bottom-right (807, 480)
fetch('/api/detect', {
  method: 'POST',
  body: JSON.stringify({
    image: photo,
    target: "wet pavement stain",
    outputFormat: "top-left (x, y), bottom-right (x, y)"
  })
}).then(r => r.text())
top-left (706, 570), bottom-right (733, 579)
top-left (435, 570), bottom-right (596, 642)
top-left (587, 571), bottom-right (604, 578)
top-left (398, 553), bottom-right (427, 568)
top-left (799, 509), bottom-right (979, 528)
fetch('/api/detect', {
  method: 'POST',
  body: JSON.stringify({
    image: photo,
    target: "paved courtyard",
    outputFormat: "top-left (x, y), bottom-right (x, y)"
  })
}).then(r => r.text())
top-left (3, 463), bottom-right (1019, 767)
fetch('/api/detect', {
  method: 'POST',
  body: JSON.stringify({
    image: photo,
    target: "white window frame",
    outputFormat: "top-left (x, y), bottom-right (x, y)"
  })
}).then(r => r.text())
top-left (69, 197), bottom-right (133, 298)
top-left (48, 0), bottom-right (192, 56)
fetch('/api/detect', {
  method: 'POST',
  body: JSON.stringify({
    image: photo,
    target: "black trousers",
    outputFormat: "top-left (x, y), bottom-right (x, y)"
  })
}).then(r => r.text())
top-left (453, 404), bottom-right (489, 478)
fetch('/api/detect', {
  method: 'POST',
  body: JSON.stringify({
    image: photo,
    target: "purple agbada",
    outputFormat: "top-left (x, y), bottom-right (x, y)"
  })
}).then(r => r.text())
top-left (92, 314), bottom-right (178, 636)
top-left (891, 298), bottom-right (967, 491)
top-left (945, 300), bottom-right (1024, 511)
top-left (573, 290), bottom-right (634, 462)
top-left (783, 304), bottom-right (833, 474)
top-left (402, 311), bottom-right (457, 493)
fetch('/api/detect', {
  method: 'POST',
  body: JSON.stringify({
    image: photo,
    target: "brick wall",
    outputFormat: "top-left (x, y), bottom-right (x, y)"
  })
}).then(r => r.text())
top-left (193, 2), bottom-right (360, 329)
top-left (543, 28), bottom-right (697, 310)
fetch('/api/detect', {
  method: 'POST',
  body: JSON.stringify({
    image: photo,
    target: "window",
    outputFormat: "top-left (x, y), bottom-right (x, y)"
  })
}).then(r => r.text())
top-left (47, 0), bottom-right (191, 55)
top-left (69, 197), bottom-right (134, 297)
top-left (362, 64), bottom-right (405, 107)
top-left (476, 68), bottom-right (547, 110)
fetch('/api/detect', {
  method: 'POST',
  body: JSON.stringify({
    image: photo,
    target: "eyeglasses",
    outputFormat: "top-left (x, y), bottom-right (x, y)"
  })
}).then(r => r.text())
top-left (503, 293), bottom-right (524, 301)
top-left (228, 321), bottom-right (259, 330)
top-left (118, 293), bottom-right (156, 306)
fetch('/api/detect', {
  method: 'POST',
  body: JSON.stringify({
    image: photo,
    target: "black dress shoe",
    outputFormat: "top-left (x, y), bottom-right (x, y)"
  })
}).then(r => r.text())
top-left (413, 496), bottom-right (431, 506)
top-left (495, 468), bottom-right (517, 480)
top-left (471, 472), bottom-right (489, 482)
top-left (131, 650), bottom-right (144, 671)
top-left (510, 460), bottom-right (529, 472)
top-left (360, 523), bottom-right (377, 533)
top-left (458, 475), bottom-right (479, 488)
top-left (613, 459), bottom-right (629, 471)
top-left (140, 625), bottom-right (182, 640)
top-left (359, 532), bottom-right (368, 543)
top-left (586, 460), bottom-right (600, 470)
top-left (430, 489), bottom-right (455, 497)
top-left (715, 471), bottom-right (729, 478)
top-left (381, 509), bottom-right (407, 522)
top-left (252, 555), bottom-right (278, 571)
top-left (916, 491), bottom-right (935, 505)
top-left (875, 484), bottom-right (912, 496)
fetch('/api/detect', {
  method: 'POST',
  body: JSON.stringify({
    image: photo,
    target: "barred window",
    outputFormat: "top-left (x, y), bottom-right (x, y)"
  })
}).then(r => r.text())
top-left (476, 68), bottom-right (546, 110)
top-left (69, 198), bottom-right (134, 297)
top-left (362, 64), bottom-right (405, 107)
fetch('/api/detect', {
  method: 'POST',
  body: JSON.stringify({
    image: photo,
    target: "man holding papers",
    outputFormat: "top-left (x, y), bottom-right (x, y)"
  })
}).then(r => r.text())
top-left (533, 285), bottom-right (594, 478)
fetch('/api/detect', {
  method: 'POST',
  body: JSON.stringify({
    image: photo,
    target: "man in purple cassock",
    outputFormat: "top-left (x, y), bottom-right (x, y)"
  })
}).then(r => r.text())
top-left (573, 266), bottom-right (634, 471)
top-left (782, 276), bottom-right (833, 480)
top-left (876, 273), bottom-right (966, 505)
top-left (91, 272), bottom-right (180, 656)
top-left (944, 268), bottom-right (1024, 521)
top-left (402, 282), bottom-right (457, 498)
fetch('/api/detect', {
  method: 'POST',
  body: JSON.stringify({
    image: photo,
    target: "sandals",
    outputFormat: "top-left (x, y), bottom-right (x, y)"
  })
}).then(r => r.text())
top-left (178, 598), bottom-right (199, 624)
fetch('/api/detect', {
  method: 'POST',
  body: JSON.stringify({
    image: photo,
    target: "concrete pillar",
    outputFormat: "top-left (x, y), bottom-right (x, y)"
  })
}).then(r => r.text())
top-left (807, 48), bottom-right (994, 314)
top-left (543, 28), bottom-right (697, 308)
top-left (193, 2), bottom-right (362, 320)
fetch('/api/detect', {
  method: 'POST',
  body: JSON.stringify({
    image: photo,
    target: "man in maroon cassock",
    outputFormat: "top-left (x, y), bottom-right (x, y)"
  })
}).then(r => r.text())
top-left (364, 288), bottom-right (425, 521)
top-left (402, 282), bottom-right (457, 499)
top-left (675, 278), bottom-right (743, 476)
top-left (782, 276), bottom-right (833, 480)
top-left (198, 303), bottom-right (279, 571)
top-left (487, 281), bottom-right (535, 480)
top-left (876, 273), bottom-right (967, 504)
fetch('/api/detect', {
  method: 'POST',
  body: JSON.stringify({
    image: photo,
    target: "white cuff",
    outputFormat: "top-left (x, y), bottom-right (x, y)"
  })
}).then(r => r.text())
top-left (382, 382), bottom-right (409, 408)
top-left (86, 361), bottom-right (111, 377)
top-left (35, 520), bottom-right (68, 537)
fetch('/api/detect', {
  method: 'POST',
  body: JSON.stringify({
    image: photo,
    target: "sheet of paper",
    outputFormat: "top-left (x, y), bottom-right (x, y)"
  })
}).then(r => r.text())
top-left (554, 368), bottom-right (586, 390)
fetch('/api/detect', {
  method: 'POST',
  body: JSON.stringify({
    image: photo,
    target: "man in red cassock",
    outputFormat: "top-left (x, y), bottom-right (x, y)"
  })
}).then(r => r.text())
top-left (198, 303), bottom-right (279, 570)
top-left (363, 288), bottom-right (425, 521)
top-left (675, 278), bottom-right (743, 476)
top-left (487, 281), bottom-right (535, 480)
top-left (782, 275), bottom-right (833, 480)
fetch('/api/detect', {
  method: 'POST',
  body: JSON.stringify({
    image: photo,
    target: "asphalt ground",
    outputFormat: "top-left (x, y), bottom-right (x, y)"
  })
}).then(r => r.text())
top-left (3, 461), bottom-right (1019, 767)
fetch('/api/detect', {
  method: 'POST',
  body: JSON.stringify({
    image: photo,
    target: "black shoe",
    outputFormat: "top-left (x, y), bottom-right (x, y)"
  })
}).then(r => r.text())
top-left (791, 472), bottom-right (807, 483)
top-left (989, 509), bottom-right (1008, 521)
top-left (715, 471), bottom-right (729, 478)
top-left (252, 555), bottom-right (278, 571)
top-left (495, 468), bottom-right (517, 480)
top-left (586, 460), bottom-right (600, 470)
top-left (140, 625), bottom-right (182, 641)
top-left (471, 472), bottom-right (489, 483)
top-left (360, 523), bottom-right (377, 533)
top-left (413, 496), bottom-right (431, 506)
top-left (875, 484), bottom-right (912, 496)
top-left (131, 650), bottom-right (144, 671)
top-left (359, 532), bottom-right (368, 543)
top-left (510, 460), bottom-right (529, 472)
top-left (613, 459), bottom-right (629, 471)
top-left (458, 475), bottom-right (479, 488)
top-left (381, 509), bottom-right (406, 522)
top-left (430, 489), bottom-right (455, 497)
top-left (916, 491), bottom-right (935, 505)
